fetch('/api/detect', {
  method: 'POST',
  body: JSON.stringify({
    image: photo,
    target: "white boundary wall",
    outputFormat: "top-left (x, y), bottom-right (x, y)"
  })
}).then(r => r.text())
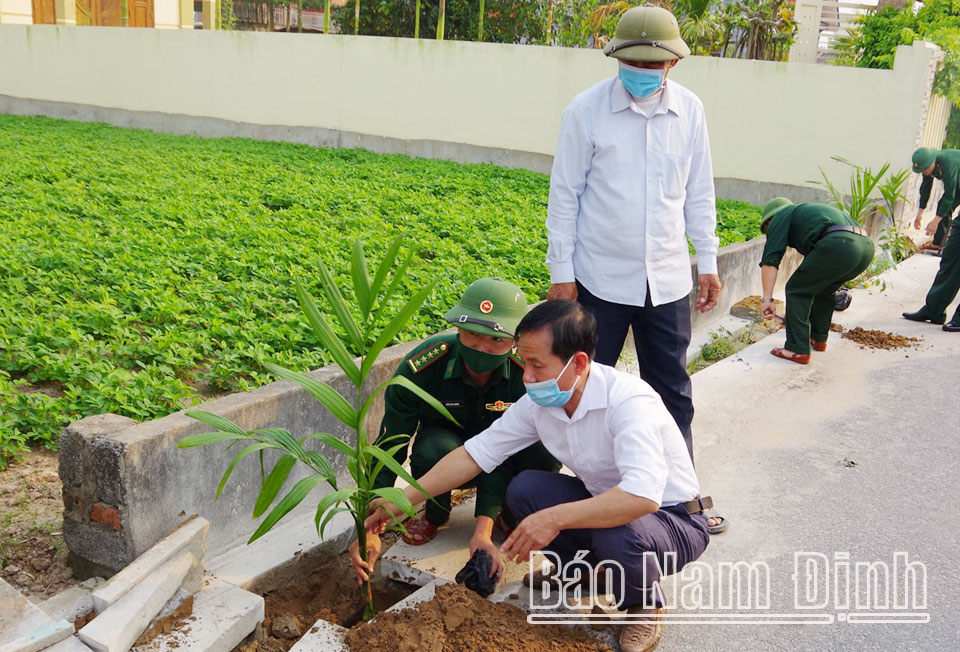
top-left (0, 26), bottom-right (944, 189)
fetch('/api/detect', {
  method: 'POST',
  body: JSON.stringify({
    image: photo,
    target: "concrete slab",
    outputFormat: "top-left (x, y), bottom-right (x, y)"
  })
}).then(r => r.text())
top-left (40, 585), bottom-right (95, 624)
top-left (79, 553), bottom-right (195, 652)
top-left (133, 578), bottom-right (264, 652)
top-left (0, 620), bottom-right (73, 652)
top-left (0, 578), bottom-right (57, 644)
top-left (378, 496), bottom-right (539, 588)
top-left (285, 620), bottom-right (348, 652)
top-left (45, 637), bottom-right (94, 652)
top-left (207, 510), bottom-right (353, 591)
top-left (92, 516), bottom-right (208, 613)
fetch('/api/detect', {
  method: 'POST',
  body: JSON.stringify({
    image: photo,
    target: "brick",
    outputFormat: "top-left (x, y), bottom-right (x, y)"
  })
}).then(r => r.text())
top-left (90, 504), bottom-right (122, 532)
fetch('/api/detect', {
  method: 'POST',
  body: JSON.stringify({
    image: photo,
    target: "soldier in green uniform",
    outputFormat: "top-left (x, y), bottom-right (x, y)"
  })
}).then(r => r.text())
top-left (912, 147), bottom-right (960, 252)
top-left (758, 198), bottom-right (875, 364)
top-left (903, 148), bottom-right (960, 331)
top-left (348, 278), bottom-right (559, 584)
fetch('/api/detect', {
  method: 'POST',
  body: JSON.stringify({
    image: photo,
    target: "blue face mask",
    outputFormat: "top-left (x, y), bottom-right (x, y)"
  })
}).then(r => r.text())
top-left (524, 355), bottom-right (580, 408)
top-left (618, 62), bottom-right (665, 99)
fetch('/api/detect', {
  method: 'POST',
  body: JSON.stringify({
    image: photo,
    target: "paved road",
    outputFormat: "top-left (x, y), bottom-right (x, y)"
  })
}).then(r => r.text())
top-left (664, 254), bottom-right (960, 651)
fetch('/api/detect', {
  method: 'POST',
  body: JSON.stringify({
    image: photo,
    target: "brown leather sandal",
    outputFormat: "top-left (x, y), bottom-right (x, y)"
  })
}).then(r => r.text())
top-left (810, 338), bottom-right (827, 352)
top-left (770, 347), bottom-right (810, 365)
top-left (401, 513), bottom-right (445, 545)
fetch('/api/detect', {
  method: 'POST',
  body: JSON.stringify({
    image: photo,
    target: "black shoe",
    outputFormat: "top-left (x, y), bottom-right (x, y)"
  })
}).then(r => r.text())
top-left (902, 310), bottom-right (947, 325)
top-left (943, 320), bottom-right (960, 332)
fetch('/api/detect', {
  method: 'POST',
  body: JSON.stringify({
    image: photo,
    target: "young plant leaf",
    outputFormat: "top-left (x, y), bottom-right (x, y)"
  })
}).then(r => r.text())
top-left (369, 247), bottom-right (416, 329)
top-left (217, 442), bottom-right (273, 499)
top-left (361, 282), bottom-right (437, 379)
top-left (264, 362), bottom-right (358, 428)
top-left (371, 487), bottom-right (416, 518)
top-left (185, 410), bottom-right (248, 437)
top-left (362, 375), bottom-right (461, 428)
top-left (304, 450), bottom-right (337, 483)
top-left (313, 487), bottom-right (355, 535)
top-left (314, 260), bottom-right (364, 352)
top-left (364, 446), bottom-right (434, 503)
top-left (351, 239), bottom-right (372, 319)
top-left (368, 237), bottom-right (403, 307)
top-left (253, 454), bottom-right (297, 518)
top-left (254, 427), bottom-right (307, 459)
top-left (249, 474), bottom-right (327, 543)
top-left (305, 432), bottom-right (358, 460)
top-left (368, 441), bottom-right (410, 490)
top-left (177, 431), bottom-right (247, 448)
top-left (293, 279), bottom-right (360, 384)
top-left (319, 506), bottom-right (351, 540)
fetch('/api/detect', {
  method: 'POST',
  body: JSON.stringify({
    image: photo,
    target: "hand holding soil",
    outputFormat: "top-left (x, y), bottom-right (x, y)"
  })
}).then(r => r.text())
top-left (468, 532), bottom-right (504, 582)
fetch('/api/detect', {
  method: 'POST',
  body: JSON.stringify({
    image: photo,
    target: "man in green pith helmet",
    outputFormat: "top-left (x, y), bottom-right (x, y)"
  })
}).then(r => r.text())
top-left (911, 147), bottom-right (960, 254)
top-left (546, 3), bottom-right (728, 539)
top-left (758, 198), bottom-right (875, 364)
top-left (347, 278), bottom-right (559, 585)
top-left (903, 147), bottom-right (960, 331)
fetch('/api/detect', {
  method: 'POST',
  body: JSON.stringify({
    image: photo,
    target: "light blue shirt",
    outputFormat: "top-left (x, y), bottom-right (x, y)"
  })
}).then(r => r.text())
top-left (546, 77), bottom-right (719, 307)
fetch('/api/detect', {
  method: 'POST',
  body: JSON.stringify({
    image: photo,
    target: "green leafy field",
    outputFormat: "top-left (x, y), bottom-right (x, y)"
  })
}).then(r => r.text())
top-left (0, 115), bottom-right (760, 465)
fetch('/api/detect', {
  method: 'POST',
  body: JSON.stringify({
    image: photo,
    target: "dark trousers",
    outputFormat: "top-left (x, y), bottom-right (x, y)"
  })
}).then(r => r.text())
top-left (923, 220), bottom-right (960, 321)
top-left (783, 233), bottom-right (875, 355)
top-left (506, 471), bottom-right (710, 609)
top-left (933, 215), bottom-right (952, 247)
top-left (410, 427), bottom-right (559, 525)
top-left (577, 281), bottom-right (694, 461)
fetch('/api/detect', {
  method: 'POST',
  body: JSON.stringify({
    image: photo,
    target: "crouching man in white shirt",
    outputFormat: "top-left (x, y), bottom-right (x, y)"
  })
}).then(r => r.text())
top-left (354, 300), bottom-right (710, 652)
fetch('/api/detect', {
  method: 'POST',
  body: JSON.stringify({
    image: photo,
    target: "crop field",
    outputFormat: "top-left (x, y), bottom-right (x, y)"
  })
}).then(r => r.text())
top-left (0, 115), bottom-right (761, 465)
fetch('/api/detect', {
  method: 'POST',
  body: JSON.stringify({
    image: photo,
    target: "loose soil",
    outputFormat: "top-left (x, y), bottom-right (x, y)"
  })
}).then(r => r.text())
top-left (731, 295), bottom-right (785, 330)
top-left (345, 583), bottom-right (613, 652)
top-left (841, 327), bottom-right (921, 350)
top-left (134, 595), bottom-right (196, 646)
top-left (246, 538), bottom-right (415, 652)
top-left (0, 448), bottom-right (78, 599)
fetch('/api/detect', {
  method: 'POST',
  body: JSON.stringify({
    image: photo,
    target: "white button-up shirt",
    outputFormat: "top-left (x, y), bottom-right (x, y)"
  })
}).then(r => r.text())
top-left (463, 363), bottom-right (700, 508)
top-left (545, 77), bottom-right (719, 307)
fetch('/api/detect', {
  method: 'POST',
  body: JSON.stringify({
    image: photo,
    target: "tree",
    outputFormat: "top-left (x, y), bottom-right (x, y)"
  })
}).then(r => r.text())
top-left (331, 0), bottom-right (544, 43)
top-left (178, 239), bottom-right (456, 620)
top-left (836, 0), bottom-right (960, 144)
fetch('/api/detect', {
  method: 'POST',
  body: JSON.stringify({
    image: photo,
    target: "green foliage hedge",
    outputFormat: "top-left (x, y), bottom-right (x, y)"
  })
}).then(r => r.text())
top-left (0, 115), bottom-right (760, 465)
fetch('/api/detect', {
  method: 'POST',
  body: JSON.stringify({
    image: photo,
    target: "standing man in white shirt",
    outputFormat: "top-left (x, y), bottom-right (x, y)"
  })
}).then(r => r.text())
top-left (545, 6), bottom-right (726, 534)
top-left (353, 301), bottom-right (711, 652)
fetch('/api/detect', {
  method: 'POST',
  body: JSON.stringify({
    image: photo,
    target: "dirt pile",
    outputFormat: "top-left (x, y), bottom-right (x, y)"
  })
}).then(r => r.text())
top-left (134, 595), bottom-right (195, 646)
top-left (251, 545), bottom-right (414, 652)
top-left (344, 583), bottom-right (612, 652)
top-left (841, 327), bottom-right (920, 350)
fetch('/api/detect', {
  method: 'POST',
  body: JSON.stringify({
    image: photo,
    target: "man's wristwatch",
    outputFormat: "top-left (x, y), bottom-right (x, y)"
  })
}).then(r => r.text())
top-left (761, 297), bottom-right (774, 302)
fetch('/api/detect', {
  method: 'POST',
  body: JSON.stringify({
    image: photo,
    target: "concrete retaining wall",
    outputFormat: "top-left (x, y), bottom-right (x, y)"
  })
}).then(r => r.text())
top-left (59, 232), bottom-right (804, 572)
top-left (0, 26), bottom-right (942, 190)
top-left (59, 339), bottom-right (421, 572)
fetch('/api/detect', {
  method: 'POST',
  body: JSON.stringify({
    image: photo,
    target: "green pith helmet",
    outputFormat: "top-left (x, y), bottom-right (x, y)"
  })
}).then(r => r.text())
top-left (760, 197), bottom-right (793, 233)
top-left (912, 147), bottom-right (938, 173)
top-left (444, 278), bottom-right (528, 339)
top-left (603, 6), bottom-right (690, 62)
